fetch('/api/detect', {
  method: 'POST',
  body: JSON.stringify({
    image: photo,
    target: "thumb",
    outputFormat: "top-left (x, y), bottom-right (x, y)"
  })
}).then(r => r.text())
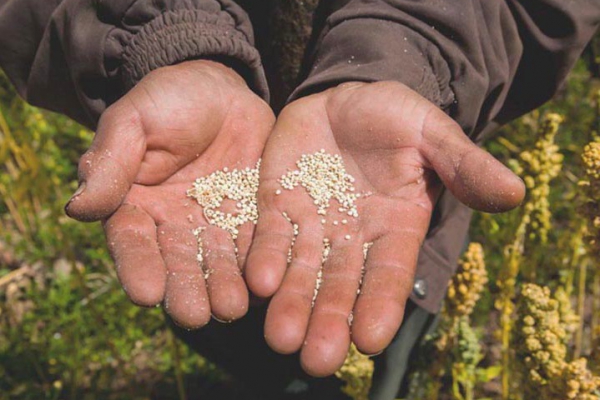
top-left (65, 103), bottom-right (146, 222)
top-left (421, 116), bottom-right (525, 213)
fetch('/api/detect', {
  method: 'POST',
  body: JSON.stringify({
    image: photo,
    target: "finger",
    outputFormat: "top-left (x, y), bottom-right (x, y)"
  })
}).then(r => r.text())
top-left (201, 226), bottom-right (249, 322)
top-left (66, 102), bottom-right (146, 222)
top-left (104, 204), bottom-right (166, 307)
top-left (300, 242), bottom-right (364, 377)
top-left (263, 220), bottom-right (324, 354)
top-left (158, 222), bottom-right (210, 329)
top-left (421, 114), bottom-right (525, 213)
top-left (352, 232), bottom-right (419, 355)
top-left (245, 205), bottom-right (294, 298)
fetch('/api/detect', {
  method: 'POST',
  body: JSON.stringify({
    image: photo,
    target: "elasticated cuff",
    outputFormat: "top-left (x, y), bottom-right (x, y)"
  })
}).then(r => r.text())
top-left (119, 9), bottom-right (269, 101)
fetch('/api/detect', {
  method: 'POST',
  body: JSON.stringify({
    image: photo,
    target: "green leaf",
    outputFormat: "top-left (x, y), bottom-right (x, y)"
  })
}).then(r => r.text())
top-left (475, 365), bottom-right (502, 383)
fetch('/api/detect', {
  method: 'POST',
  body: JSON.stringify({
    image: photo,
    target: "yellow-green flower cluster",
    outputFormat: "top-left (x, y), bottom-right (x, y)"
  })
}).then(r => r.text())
top-left (446, 243), bottom-right (488, 320)
top-left (452, 317), bottom-right (483, 372)
top-left (335, 344), bottom-right (374, 400)
top-left (582, 140), bottom-right (600, 182)
top-left (557, 358), bottom-right (600, 400)
top-left (580, 138), bottom-right (600, 255)
top-left (518, 113), bottom-right (564, 245)
top-left (516, 284), bottom-right (600, 399)
top-left (554, 286), bottom-right (580, 338)
top-left (450, 318), bottom-right (484, 400)
top-left (516, 284), bottom-right (567, 384)
top-left (592, 326), bottom-right (600, 374)
top-left (423, 244), bottom-right (488, 399)
top-left (581, 138), bottom-right (600, 377)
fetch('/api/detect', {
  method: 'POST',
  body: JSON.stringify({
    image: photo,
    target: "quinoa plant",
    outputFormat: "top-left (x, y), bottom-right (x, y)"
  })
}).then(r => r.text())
top-left (335, 344), bottom-right (374, 400)
top-left (493, 112), bottom-right (564, 399)
top-left (515, 284), bottom-right (600, 400)
top-left (413, 243), bottom-right (493, 400)
top-left (580, 132), bottom-right (600, 370)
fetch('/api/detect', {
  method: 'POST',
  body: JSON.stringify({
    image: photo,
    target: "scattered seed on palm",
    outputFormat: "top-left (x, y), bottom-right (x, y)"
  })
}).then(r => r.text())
top-left (187, 161), bottom-right (260, 239)
top-left (279, 150), bottom-right (359, 218)
top-left (281, 211), bottom-right (299, 263)
top-left (192, 227), bottom-right (214, 279)
top-left (358, 242), bottom-right (373, 295)
top-left (192, 227), bottom-right (206, 264)
top-left (312, 239), bottom-right (331, 307)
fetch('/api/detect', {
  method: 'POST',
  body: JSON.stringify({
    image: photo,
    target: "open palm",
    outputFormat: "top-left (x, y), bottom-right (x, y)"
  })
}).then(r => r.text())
top-left (65, 61), bottom-right (274, 328)
top-left (246, 82), bottom-right (525, 376)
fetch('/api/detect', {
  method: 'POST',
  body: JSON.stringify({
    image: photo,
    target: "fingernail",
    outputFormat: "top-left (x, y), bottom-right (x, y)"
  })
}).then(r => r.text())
top-left (365, 349), bottom-right (384, 357)
top-left (64, 181), bottom-right (86, 216)
top-left (73, 181), bottom-right (87, 198)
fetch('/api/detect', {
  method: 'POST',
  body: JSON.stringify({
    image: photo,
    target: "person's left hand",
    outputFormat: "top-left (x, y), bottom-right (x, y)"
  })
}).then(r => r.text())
top-left (245, 81), bottom-right (525, 376)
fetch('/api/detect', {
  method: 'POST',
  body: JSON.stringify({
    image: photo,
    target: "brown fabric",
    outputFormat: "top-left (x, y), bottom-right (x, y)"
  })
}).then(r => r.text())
top-left (237, 0), bottom-right (320, 111)
top-left (1, 0), bottom-right (599, 312)
top-left (0, 0), bottom-right (269, 129)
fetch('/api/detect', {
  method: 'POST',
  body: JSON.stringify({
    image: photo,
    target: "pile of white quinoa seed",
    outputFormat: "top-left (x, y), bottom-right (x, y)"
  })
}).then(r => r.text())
top-left (278, 149), bottom-right (360, 219)
top-left (187, 161), bottom-right (261, 240)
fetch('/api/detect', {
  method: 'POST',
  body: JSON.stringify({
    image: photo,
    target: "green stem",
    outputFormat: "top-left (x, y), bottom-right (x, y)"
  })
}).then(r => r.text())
top-left (465, 381), bottom-right (474, 400)
top-left (592, 273), bottom-right (600, 346)
top-left (500, 226), bottom-right (526, 400)
top-left (574, 258), bottom-right (588, 359)
top-left (566, 227), bottom-right (585, 297)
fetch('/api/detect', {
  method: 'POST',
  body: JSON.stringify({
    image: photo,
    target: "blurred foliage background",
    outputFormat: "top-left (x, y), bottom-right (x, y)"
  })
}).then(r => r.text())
top-left (2, 37), bottom-right (600, 400)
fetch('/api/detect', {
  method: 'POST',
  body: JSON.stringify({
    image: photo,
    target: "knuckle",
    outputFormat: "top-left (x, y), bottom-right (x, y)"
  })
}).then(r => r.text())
top-left (206, 246), bottom-right (237, 264)
top-left (99, 97), bottom-right (142, 134)
top-left (316, 306), bottom-right (350, 320)
top-left (254, 232), bottom-right (292, 250)
top-left (291, 242), bottom-right (322, 266)
top-left (290, 255), bottom-right (321, 273)
top-left (286, 287), bottom-right (315, 303)
top-left (322, 271), bottom-right (359, 288)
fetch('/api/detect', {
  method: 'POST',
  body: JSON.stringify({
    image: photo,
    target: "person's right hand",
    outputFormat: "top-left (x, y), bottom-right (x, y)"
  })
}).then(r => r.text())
top-left (65, 60), bottom-right (275, 329)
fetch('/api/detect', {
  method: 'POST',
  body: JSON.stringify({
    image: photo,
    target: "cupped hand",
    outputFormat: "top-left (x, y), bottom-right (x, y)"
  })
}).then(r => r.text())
top-left (245, 81), bottom-right (525, 376)
top-left (65, 60), bottom-right (275, 328)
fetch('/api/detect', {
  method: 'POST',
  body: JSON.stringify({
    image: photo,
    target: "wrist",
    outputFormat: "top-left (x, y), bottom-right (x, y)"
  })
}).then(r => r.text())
top-left (145, 59), bottom-right (251, 95)
top-left (182, 59), bottom-right (249, 88)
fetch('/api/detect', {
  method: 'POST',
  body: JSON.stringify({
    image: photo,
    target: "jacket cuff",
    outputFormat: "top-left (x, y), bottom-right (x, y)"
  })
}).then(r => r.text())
top-left (290, 18), bottom-right (454, 110)
top-left (108, 9), bottom-right (269, 101)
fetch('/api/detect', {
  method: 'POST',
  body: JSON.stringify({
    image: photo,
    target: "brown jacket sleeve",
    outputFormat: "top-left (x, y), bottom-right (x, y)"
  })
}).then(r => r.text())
top-left (0, 0), bottom-right (268, 129)
top-left (294, 0), bottom-right (600, 136)
top-left (292, 0), bottom-right (600, 313)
